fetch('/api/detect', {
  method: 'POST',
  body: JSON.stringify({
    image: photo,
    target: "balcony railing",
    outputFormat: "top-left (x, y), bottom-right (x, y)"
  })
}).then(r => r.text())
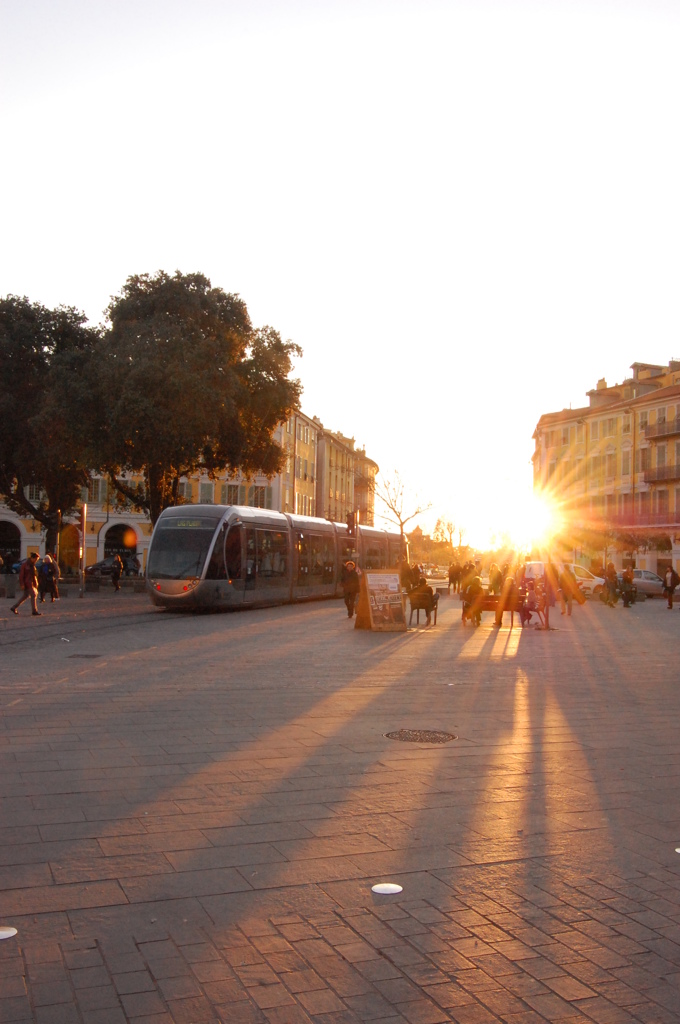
top-left (579, 511), bottom-right (680, 529)
top-left (643, 464), bottom-right (680, 484)
top-left (643, 417), bottom-right (680, 440)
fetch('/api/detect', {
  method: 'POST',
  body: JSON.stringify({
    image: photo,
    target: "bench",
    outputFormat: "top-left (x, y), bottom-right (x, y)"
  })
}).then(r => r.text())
top-left (460, 591), bottom-right (531, 628)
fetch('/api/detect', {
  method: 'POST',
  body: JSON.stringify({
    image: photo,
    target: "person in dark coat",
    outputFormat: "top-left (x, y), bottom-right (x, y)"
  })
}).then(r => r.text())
top-left (10, 552), bottom-right (41, 616)
top-left (663, 566), bottom-right (680, 609)
top-left (341, 560), bottom-right (361, 618)
top-left (410, 573), bottom-right (439, 626)
top-left (461, 575), bottom-right (484, 626)
top-left (111, 554), bottom-right (124, 592)
top-left (39, 553), bottom-right (59, 603)
top-left (558, 564), bottom-right (579, 616)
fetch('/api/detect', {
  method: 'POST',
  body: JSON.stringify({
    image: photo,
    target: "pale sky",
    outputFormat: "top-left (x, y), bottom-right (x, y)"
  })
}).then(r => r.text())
top-left (2, 0), bottom-right (679, 545)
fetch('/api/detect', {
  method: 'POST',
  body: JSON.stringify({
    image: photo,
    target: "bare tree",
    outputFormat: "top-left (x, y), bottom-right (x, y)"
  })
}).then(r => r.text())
top-left (374, 472), bottom-right (432, 543)
top-left (433, 517), bottom-right (456, 548)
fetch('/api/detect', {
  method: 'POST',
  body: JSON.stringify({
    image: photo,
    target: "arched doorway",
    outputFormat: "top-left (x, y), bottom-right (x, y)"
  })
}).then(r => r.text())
top-left (0, 521), bottom-right (21, 567)
top-left (104, 523), bottom-right (138, 558)
top-left (59, 524), bottom-right (80, 577)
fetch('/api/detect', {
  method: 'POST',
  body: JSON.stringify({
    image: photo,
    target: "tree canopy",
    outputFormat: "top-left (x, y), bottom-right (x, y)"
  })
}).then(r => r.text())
top-left (0, 272), bottom-right (303, 538)
top-left (95, 271), bottom-right (302, 523)
top-left (0, 295), bottom-right (100, 550)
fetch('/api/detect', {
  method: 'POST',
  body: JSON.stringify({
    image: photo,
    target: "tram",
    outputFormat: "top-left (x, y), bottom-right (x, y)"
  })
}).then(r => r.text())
top-left (146, 504), bottom-right (408, 610)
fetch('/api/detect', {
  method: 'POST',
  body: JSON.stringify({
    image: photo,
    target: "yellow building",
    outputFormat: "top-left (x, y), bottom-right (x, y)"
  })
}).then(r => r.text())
top-left (533, 360), bottom-right (680, 573)
top-left (0, 408), bottom-right (377, 572)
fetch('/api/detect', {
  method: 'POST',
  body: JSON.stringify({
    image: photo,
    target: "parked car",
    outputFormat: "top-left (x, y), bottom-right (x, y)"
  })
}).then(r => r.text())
top-left (85, 555), bottom-right (141, 578)
top-left (616, 573), bottom-right (639, 604)
top-left (629, 568), bottom-right (665, 597)
top-left (562, 563), bottom-right (606, 598)
top-left (11, 557), bottom-right (45, 575)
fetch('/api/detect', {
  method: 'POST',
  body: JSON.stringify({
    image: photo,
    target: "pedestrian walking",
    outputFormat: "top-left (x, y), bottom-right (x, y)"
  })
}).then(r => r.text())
top-left (620, 566), bottom-right (635, 607)
top-left (340, 560), bottom-right (361, 618)
top-left (663, 565), bottom-right (680, 609)
top-left (10, 552), bottom-right (42, 616)
top-left (559, 564), bottom-right (579, 616)
top-left (111, 554), bottom-right (124, 592)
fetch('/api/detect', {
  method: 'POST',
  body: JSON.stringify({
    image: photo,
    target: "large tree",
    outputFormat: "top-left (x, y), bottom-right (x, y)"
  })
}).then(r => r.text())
top-left (0, 295), bottom-right (100, 551)
top-left (96, 271), bottom-right (302, 523)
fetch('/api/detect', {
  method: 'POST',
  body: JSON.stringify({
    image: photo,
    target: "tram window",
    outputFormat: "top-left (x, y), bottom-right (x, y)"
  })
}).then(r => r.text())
top-left (147, 518), bottom-right (219, 579)
top-left (224, 525), bottom-right (243, 580)
top-left (257, 530), bottom-right (287, 577)
top-left (205, 524), bottom-right (228, 579)
top-left (297, 532), bottom-right (309, 584)
top-left (322, 539), bottom-right (335, 581)
top-left (310, 535), bottom-right (324, 579)
top-left (388, 540), bottom-right (404, 567)
top-left (341, 539), bottom-right (357, 565)
top-left (365, 543), bottom-right (387, 569)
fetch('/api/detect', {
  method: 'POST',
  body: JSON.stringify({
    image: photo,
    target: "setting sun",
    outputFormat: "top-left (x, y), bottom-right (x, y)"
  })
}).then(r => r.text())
top-left (464, 488), bottom-right (561, 553)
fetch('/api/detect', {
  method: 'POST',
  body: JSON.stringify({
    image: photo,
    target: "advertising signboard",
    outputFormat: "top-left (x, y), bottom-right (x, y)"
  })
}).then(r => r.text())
top-left (355, 571), bottom-right (407, 631)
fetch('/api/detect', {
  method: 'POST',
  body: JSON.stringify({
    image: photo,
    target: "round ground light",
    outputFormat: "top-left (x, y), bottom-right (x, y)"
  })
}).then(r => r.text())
top-left (384, 729), bottom-right (457, 744)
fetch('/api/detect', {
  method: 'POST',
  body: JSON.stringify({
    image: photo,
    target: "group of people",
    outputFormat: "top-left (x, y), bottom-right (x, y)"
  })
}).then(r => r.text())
top-left (9, 551), bottom-right (59, 617)
top-left (8, 551), bottom-right (127, 618)
top-left (457, 560), bottom-right (585, 629)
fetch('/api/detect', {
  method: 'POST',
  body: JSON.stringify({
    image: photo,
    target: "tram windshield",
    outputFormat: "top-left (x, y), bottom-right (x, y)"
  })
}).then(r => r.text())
top-left (147, 513), bottom-right (223, 579)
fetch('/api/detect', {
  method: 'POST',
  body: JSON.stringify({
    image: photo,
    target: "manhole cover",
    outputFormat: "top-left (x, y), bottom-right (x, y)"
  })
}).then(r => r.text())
top-left (68, 654), bottom-right (102, 659)
top-left (385, 729), bottom-right (457, 744)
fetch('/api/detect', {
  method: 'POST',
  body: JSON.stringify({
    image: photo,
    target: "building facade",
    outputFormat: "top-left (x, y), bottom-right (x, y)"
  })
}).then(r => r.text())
top-left (533, 360), bottom-right (680, 573)
top-left (0, 408), bottom-right (378, 572)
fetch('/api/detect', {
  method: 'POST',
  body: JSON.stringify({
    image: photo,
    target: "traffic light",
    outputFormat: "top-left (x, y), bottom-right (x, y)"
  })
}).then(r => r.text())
top-left (347, 511), bottom-right (356, 536)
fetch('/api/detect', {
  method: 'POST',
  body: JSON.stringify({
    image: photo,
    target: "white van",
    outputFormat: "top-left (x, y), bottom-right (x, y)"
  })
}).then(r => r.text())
top-left (562, 563), bottom-right (605, 597)
top-left (522, 561), bottom-right (605, 598)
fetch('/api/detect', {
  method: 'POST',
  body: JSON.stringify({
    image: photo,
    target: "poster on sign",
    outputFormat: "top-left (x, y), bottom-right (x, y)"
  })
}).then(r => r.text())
top-left (355, 571), bottom-right (407, 632)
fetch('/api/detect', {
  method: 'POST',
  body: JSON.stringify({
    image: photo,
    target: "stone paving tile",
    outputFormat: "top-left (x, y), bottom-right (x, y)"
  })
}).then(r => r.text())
top-left (3, 597), bottom-right (680, 1021)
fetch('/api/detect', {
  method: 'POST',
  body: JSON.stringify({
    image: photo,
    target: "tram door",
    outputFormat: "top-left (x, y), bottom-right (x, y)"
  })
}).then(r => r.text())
top-left (296, 532), bottom-right (309, 586)
top-left (224, 524), bottom-right (245, 599)
top-left (245, 528), bottom-right (256, 590)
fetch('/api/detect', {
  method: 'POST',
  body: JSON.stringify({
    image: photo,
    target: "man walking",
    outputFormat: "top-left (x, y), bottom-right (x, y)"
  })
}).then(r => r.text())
top-left (663, 565), bottom-right (680, 609)
top-left (10, 552), bottom-right (42, 616)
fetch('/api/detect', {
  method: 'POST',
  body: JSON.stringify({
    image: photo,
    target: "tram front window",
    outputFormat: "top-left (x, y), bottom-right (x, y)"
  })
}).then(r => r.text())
top-left (147, 517), bottom-right (221, 579)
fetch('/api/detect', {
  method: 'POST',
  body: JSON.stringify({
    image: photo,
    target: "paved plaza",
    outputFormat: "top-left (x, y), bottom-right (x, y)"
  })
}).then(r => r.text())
top-left (1, 588), bottom-right (680, 1023)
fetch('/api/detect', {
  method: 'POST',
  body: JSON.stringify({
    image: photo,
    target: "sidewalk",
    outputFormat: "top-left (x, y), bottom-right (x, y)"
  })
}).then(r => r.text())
top-left (1, 587), bottom-right (156, 640)
top-left (1, 593), bottom-right (680, 1023)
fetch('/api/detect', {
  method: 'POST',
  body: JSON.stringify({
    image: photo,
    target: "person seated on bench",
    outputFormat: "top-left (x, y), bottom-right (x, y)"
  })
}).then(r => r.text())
top-left (461, 575), bottom-right (484, 626)
top-left (409, 573), bottom-right (439, 626)
top-left (520, 578), bottom-right (540, 627)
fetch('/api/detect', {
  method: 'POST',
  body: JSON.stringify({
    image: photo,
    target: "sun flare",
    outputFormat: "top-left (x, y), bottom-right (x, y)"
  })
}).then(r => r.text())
top-left (465, 488), bottom-right (561, 553)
